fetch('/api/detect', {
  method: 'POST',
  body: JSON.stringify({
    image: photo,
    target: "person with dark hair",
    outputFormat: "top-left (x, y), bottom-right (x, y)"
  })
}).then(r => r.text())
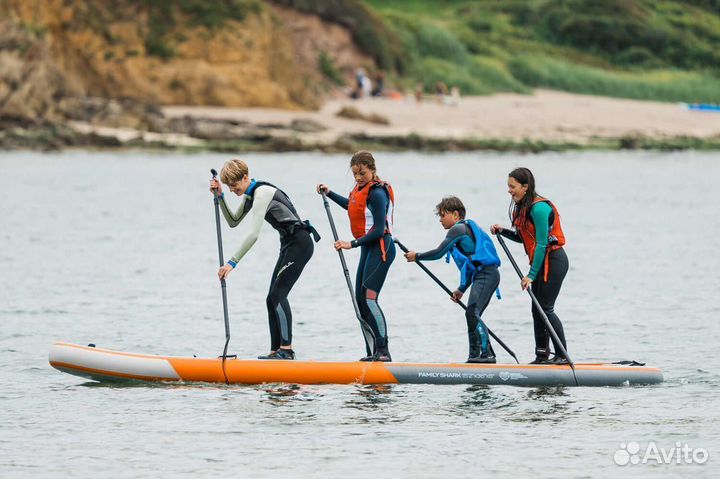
top-left (371, 70), bottom-right (385, 97)
top-left (316, 151), bottom-right (396, 361)
top-left (404, 196), bottom-right (501, 363)
top-left (491, 167), bottom-right (569, 364)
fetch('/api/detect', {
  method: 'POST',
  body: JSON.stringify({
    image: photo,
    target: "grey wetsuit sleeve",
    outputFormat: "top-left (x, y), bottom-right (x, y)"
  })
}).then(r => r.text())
top-left (416, 223), bottom-right (468, 261)
top-left (219, 194), bottom-right (249, 227)
top-left (229, 186), bottom-right (274, 264)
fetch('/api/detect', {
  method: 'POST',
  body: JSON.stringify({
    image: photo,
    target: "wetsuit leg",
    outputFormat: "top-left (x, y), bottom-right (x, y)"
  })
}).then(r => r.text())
top-left (465, 265), bottom-right (500, 357)
top-left (355, 246), bottom-right (375, 356)
top-left (265, 230), bottom-right (314, 349)
top-left (358, 234), bottom-right (396, 352)
top-left (530, 248), bottom-right (569, 355)
top-left (266, 244), bottom-right (287, 351)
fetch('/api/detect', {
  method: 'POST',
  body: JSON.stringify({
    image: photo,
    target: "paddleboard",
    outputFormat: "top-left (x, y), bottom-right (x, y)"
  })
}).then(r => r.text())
top-left (49, 342), bottom-right (663, 387)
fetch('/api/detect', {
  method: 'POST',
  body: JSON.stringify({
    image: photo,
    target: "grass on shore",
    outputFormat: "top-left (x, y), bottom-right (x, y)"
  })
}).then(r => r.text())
top-left (360, 0), bottom-right (720, 103)
top-left (509, 56), bottom-right (720, 103)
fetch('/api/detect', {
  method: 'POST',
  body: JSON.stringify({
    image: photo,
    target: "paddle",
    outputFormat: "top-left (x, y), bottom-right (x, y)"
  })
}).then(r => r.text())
top-left (395, 239), bottom-right (519, 364)
top-left (494, 234), bottom-right (578, 385)
top-left (210, 168), bottom-right (233, 384)
top-left (320, 191), bottom-right (376, 355)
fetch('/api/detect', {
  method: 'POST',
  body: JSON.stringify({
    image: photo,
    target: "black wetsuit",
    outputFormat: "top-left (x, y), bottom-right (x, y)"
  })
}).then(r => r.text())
top-left (328, 188), bottom-right (395, 357)
top-left (266, 230), bottom-right (315, 350)
top-left (220, 180), bottom-right (319, 351)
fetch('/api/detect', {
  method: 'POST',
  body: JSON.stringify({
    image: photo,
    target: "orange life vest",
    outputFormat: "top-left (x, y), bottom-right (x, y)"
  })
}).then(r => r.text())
top-left (512, 197), bottom-right (566, 281)
top-left (348, 181), bottom-right (395, 260)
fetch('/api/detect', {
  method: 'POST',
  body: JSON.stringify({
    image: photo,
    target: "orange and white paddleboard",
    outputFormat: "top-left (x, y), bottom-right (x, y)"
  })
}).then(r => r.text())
top-left (49, 342), bottom-right (663, 387)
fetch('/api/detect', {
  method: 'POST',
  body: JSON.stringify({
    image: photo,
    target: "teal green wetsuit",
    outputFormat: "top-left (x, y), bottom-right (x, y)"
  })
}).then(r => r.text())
top-left (527, 201), bottom-right (552, 281)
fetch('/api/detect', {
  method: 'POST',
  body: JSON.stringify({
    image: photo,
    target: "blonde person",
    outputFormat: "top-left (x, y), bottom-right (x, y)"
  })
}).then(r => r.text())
top-left (210, 159), bottom-right (320, 360)
top-left (316, 151), bottom-right (396, 361)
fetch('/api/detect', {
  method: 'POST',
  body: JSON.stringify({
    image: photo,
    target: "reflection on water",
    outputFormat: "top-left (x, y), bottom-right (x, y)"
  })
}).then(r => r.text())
top-left (79, 379), bottom-right (154, 389)
top-left (262, 383), bottom-right (303, 405)
top-left (345, 384), bottom-right (396, 411)
top-left (341, 385), bottom-right (415, 425)
top-left (456, 384), bottom-right (492, 409)
top-left (526, 386), bottom-right (569, 399)
top-left (498, 387), bottom-right (574, 424)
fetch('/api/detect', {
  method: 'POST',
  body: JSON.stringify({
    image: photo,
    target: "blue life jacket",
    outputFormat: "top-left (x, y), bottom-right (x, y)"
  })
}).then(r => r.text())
top-left (445, 219), bottom-right (502, 299)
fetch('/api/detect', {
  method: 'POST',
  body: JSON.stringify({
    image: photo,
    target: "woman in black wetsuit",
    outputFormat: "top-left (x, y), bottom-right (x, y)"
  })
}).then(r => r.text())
top-left (317, 151), bottom-right (396, 361)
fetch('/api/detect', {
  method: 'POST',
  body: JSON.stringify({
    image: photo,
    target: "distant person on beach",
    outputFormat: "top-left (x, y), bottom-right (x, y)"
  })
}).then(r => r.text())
top-left (435, 81), bottom-right (448, 103)
top-left (449, 86), bottom-right (461, 106)
top-left (404, 196), bottom-right (501, 363)
top-left (210, 159), bottom-right (320, 360)
top-left (362, 74), bottom-right (372, 98)
top-left (316, 151), bottom-right (396, 361)
top-left (491, 167), bottom-right (570, 364)
top-left (371, 70), bottom-right (385, 97)
top-left (414, 82), bottom-right (424, 103)
top-left (351, 68), bottom-right (365, 99)
top-left (351, 68), bottom-right (372, 99)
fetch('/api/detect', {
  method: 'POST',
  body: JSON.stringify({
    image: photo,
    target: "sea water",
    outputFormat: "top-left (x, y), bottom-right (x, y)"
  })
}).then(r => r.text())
top-left (1, 150), bottom-right (717, 477)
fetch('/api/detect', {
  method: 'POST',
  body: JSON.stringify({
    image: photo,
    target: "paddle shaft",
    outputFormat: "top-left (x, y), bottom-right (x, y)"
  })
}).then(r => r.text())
top-left (320, 192), bottom-right (374, 341)
top-left (395, 239), bottom-right (519, 364)
top-left (494, 234), bottom-right (577, 377)
top-left (210, 169), bottom-right (231, 382)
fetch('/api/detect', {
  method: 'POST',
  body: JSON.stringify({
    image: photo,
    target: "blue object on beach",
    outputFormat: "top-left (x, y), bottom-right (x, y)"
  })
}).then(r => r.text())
top-left (687, 103), bottom-right (720, 112)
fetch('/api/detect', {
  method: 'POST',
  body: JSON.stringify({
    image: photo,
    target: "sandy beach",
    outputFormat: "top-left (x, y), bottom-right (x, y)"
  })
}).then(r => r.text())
top-left (162, 89), bottom-right (720, 145)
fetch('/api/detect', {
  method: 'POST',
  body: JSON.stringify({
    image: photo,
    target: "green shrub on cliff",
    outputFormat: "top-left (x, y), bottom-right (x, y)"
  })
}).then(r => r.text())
top-left (381, 13), bottom-right (467, 63)
top-left (361, 0), bottom-right (720, 102)
top-left (509, 55), bottom-right (720, 103)
top-left (273, 0), bottom-right (407, 72)
top-left (141, 0), bottom-right (263, 58)
top-left (415, 57), bottom-right (528, 95)
top-left (175, 0), bottom-right (262, 29)
top-left (534, 0), bottom-right (720, 70)
top-left (319, 51), bottom-right (345, 86)
top-left (66, 0), bottom-right (265, 60)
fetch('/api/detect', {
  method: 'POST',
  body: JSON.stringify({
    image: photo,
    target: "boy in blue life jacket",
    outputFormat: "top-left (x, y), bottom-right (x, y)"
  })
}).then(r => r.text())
top-left (404, 196), bottom-right (501, 363)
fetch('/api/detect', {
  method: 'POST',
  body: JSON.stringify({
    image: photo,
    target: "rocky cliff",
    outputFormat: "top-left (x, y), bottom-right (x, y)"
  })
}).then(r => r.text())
top-left (0, 0), bottom-right (373, 128)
